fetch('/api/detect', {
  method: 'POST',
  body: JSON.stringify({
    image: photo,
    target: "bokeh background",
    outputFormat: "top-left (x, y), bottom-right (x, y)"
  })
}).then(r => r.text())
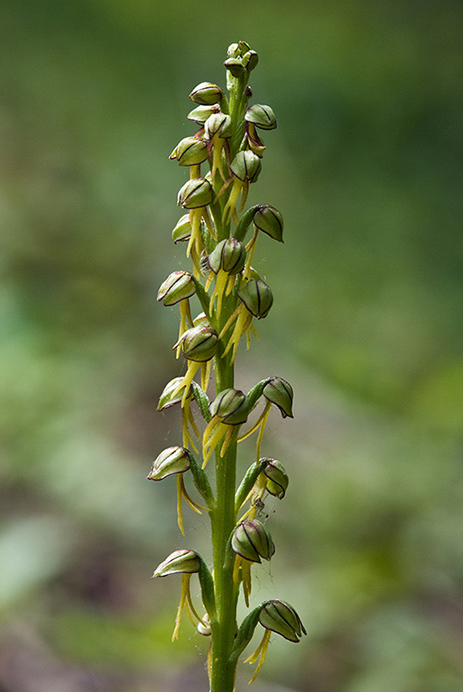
top-left (1, 1), bottom-right (463, 690)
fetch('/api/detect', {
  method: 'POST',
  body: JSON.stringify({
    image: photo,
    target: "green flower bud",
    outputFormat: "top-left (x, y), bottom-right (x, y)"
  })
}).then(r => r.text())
top-left (263, 377), bottom-right (294, 418)
top-left (205, 113), bottom-right (232, 140)
top-left (178, 325), bottom-right (218, 362)
top-left (147, 446), bottom-right (190, 481)
top-left (253, 205), bottom-right (284, 242)
top-left (170, 136), bottom-right (208, 166)
top-left (238, 279), bottom-right (273, 318)
top-left (187, 104), bottom-right (220, 125)
top-left (230, 150), bottom-right (261, 183)
top-left (208, 238), bottom-right (246, 275)
top-left (259, 600), bottom-right (306, 642)
top-left (189, 81), bottom-right (223, 105)
top-left (231, 519), bottom-right (275, 563)
top-left (157, 270), bottom-right (196, 306)
top-left (245, 104), bottom-right (276, 130)
top-left (153, 549), bottom-right (201, 577)
top-left (157, 377), bottom-right (187, 410)
top-left (261, 458), bottom-right (289, 499)
top-left (172, 214), bottom-right (192, 243)
top-left (209, 388), bottom-right (249, 425)
top-left (223, 58), bottom-right (246, 78)
top-left (178, 177), bottom-right (214, 209)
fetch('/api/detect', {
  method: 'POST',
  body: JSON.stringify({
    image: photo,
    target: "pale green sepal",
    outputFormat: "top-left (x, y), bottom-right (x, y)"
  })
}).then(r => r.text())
top-left (147, 446), bottom-right (190, 480)
top-left (189, 81), bottom-right (223, 105)
top-left (187, 104), bottom-right (220, 124)
top-left (157, 270), bottom-right (196, 306)
top-left (153, 549), bottom-right (201, 577)
top-left (158, 377), bottom-right (187, 410)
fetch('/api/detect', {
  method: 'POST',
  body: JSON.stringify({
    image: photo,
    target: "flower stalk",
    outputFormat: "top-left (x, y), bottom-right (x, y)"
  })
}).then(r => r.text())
top-left (151, 41), bottom-right (305, 691)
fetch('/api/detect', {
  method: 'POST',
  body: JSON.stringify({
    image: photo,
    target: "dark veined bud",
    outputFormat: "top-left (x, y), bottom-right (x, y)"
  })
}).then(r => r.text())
top-left (178, 325), bottom-right (218, 362)
top-left (158, 377), bottom-right (187, 410)
top-left (172, 214), bottom-right (192, 243)
top-left (263, 377), bottom-right (294, 418)
top-left (242, 50), bottom-right (259, 71)
top-left (261, 458), bottom-right (289, 499)
top-left (147, 446), bottom-right (190, 481)
top-left (259, 600), bottom-right (306, 642)
top-left (230, 150), bottom-right (261, 183)
top-left (253, 205), bottom-right (284, 242)
top-left (209, 388), bottom-right (250, 425)
top-left (204, 112), bottom-right (232, 140)
top-left (157, 270), bottom-right (196, 306)
top-left (189, 81), bottom-right (224, 105)
top-left (208, 238), bottom-right (246, 275)
top-left (187, 104), bottom-right (220, 125)
top-left (178, 177), bottom-right (214, 209)
top-left (231, 519), bottom-right (275, 563)
top-left (169, 136), bottom-right (208, 166)
top-left (238, 279), bottom-right (273, 319)
top-left (223, 57), bottom-right (246, 78)
top-left (153, 549), bottom-right (201, 577)
top-left (245, 104), bottom-right (277, 130)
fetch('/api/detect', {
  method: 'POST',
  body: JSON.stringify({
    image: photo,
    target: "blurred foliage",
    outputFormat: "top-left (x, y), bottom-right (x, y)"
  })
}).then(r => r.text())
top-left (1, 0), bottom-right (463, 690)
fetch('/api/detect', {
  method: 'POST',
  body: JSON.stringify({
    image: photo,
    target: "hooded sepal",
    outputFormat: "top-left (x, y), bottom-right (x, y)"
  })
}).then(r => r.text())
top-left (259, 600), bottom-right (306, 643)
top-left (209, 388), bottom-right (251, 425)
top-left (231, 519), bottom-right (275, 563)
top-left (262, 377), bottom-right (294, 417)
top-left (262, 457), bottom-right (289, 499)
top-left (147, 446), bottom-right (191, 481)
top-left (157, 270), bottom-right (196, 306)
top-left (152, 549), bottom-right (201, 577)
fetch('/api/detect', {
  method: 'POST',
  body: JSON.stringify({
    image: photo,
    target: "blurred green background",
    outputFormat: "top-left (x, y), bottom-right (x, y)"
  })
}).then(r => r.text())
top-left (1, 0), bottom-right (463, 690)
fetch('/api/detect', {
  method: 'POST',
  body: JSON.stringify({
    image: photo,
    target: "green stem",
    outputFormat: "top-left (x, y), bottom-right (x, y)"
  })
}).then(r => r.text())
top-left (208, 58), bottom-right (252, 692)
